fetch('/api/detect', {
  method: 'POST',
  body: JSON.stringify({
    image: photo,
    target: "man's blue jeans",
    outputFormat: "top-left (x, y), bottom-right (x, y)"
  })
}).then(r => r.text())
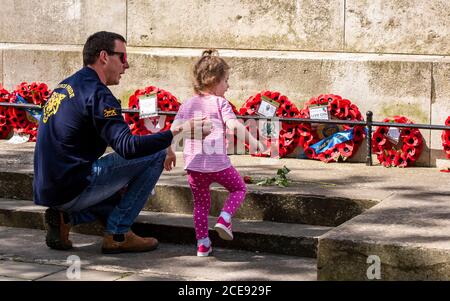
top-left (57, 149), bottom-right (166, 234)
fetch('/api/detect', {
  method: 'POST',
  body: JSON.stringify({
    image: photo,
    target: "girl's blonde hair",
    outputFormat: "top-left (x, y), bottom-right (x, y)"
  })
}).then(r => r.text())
top-left (193, 49), bottom-right (230, 94)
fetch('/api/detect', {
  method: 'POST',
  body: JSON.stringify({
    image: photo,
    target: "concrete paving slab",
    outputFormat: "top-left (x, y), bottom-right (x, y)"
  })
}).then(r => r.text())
top-left (0, 275), bottom-right (29, 281)
top-left (0, 260), bottom-right (64, 280)
top-left (0, 226), bottom-right (317, 281)
top-left (37, 269), bottom-right (127, 281)
top-left (117, 273), bottom-right (197, 281)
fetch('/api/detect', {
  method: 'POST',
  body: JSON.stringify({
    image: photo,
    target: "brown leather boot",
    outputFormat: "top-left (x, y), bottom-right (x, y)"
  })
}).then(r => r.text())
top-left (45, 208), bottom-right (73, 250)
top-left (101, 231), bottom-right (158, 254)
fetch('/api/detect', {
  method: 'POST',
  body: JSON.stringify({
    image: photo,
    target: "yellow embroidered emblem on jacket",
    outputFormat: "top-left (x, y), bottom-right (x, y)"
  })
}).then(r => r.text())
top-left (104, 108), bottom-right (118, 118)
top-left (42, 92), bottom-right (66, 123)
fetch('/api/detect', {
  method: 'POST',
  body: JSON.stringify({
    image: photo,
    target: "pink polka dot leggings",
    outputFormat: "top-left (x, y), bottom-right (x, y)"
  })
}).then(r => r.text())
top-left (187, 166), bottom-right (246, 240)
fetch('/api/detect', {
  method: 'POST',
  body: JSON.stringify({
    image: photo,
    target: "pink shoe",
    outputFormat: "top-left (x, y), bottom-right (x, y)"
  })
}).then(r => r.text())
top-left (214, 216), bottom-right (233, 240)
top-left (197, 244), bottom-right (212, 257)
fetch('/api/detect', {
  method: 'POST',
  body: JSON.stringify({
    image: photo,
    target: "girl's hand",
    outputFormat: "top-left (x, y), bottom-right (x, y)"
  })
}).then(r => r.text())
top-left (164, 151), bottom-right (177, 171)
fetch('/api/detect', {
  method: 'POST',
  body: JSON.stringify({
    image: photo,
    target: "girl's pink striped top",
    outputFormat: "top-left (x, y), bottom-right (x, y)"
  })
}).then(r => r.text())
top-left (173, 95), bottom-right (237, 172)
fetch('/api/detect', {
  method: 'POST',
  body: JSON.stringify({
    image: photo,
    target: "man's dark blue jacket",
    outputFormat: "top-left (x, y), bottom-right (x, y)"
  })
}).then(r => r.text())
top-left (33, 67), bottom-right (173, 207)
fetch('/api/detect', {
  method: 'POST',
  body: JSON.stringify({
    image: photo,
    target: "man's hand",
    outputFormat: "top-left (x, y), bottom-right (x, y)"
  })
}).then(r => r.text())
top-left (164, 149), bottom-right (177, 171)
top-left (171, 117), bottom-right (212, 140)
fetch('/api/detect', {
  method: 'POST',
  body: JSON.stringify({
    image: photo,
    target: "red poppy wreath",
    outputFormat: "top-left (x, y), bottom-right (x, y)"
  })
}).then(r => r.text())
top-left (238, 90), bottom-right (300, 158)
top-left (9, 82), bottom-right (51, 141)
top-left (0, 85), bottom-right (12, 139)
top-left (372, 115), bottom-right (423, 167)
top-left (125, 86), bottom-right (180, 135)
top-left (298, 94), bottom-right (365, 163)
top-left (442, 116), bottom-right (450, 159)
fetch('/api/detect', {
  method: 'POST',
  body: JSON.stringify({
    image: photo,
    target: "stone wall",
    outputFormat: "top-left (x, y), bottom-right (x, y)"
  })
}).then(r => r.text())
top-left (2, 1), bottom-right (448, 54)
top-left (0, 0), bottom-right (449, 165)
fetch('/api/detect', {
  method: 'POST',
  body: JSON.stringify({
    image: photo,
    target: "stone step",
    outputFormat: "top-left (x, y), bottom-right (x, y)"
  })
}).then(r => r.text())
top-left (0, 140), bottom-right (378, 227)
top-left (0, 199), bottom-right (332, 258)
top-left (0, 169), bottom-right (376, 227)
top-left (149, 180), bottom-right (375, 227)
top-left (317, 193), bottom-right (450, 280)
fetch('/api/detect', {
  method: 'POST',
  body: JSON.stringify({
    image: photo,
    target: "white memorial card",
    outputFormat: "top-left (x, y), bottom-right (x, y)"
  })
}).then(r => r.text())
top-left (139, 93), bottom-right (158, 119)
top-left (309, 106), bottom-right (329, 120)
top-left (386, 127), bottom-right (401, 144)
top-left (257, 96), bottom-right (279, 118)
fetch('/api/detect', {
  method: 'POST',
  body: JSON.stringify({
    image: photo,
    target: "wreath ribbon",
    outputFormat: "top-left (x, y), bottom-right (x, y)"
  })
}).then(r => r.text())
top-left (309, 128), bottom-right (355, 155)
top-left (15, 95), bottom-right (42, 122)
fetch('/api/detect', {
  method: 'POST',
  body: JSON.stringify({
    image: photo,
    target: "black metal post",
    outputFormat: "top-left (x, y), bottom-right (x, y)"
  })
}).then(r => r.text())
top-left (366, 111), bottom-right (373, 166)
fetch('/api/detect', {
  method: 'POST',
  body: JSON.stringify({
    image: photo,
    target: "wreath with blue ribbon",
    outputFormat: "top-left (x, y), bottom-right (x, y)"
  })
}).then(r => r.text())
top-left (298, 94), bottom-right (365, 162)
top-left (9, 82), bottom-right (51, 141)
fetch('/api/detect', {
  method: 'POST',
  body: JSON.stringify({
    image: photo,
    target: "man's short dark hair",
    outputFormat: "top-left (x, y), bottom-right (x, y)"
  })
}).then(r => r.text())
top-left (83, 31), bottom-right (126, 66)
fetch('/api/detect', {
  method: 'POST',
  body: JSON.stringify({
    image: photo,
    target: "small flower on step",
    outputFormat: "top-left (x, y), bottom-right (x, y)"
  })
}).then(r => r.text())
top-left (243, 176), bottom-right (253, 184)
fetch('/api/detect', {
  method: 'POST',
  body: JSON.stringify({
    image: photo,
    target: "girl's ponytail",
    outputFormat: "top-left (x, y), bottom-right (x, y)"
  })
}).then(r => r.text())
top-left (193, 49), bottom-right (229, 95)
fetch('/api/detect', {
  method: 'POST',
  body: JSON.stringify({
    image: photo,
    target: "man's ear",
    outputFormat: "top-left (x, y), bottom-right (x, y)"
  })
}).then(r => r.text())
top-left (98, 50), bottom-right (108, 65)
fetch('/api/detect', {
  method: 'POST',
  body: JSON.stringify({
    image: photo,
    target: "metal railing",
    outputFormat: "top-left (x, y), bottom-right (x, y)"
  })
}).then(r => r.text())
top-left (1, 102), bottom-right (450, 166)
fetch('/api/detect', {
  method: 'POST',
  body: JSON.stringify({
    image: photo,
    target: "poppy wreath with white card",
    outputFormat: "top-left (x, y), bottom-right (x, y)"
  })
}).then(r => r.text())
top-left (238, 90), bottom-right (300, 158)
top-left (372, 115), bottom-right (423, 167)
top-left (125, 86), bottom-right (180, 135)
top-left (298, 94), bottom-right (365, 163)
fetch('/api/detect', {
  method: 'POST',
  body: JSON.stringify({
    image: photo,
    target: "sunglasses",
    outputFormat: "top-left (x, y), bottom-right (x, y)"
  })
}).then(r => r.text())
top-left (106, 51), bottom-right (127, 64)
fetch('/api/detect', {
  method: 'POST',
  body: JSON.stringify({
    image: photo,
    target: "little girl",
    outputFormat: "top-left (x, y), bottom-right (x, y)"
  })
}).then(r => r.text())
top-left (164, 49), bottom-right (263, 256)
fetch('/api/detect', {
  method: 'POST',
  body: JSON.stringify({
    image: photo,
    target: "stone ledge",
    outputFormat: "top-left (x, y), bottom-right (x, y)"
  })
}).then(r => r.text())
top-left (0, 141), bottom-right (380, 227)
top-left (1, 43), bottom-right (449, 62)
top-left (317, 193), bottom-right (450, 280)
